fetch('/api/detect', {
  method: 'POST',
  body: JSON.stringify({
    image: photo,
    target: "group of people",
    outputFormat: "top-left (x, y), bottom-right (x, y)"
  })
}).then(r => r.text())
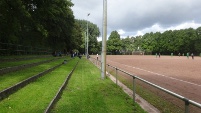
top-left (155, 53), bottom-right (161, 58)
top-left (52, 50), bottom-right (83, 59)
top-left (155, 52), bottom-right (195, 59)
top-left (52, 51), bottom-right (62, 57)
top-left (178, 52), bottom-right (194, 59)
top-left (71, 51), bottom-right (82, 59)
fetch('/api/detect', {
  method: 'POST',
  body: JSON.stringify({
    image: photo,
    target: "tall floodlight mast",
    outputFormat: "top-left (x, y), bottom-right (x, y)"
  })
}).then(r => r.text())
top-left (101, 0), bottom-right (107, 79)
top-left (86, 13), bottom-right (90, 58)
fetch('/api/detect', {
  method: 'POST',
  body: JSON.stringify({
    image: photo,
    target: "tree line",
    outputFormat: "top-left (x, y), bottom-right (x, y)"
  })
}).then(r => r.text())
top-left (1, 0), bottom-right (201, 56)
top-left (106, 27), bottom-right (201, 55)
top-left (0, 0), bottom-right (101, 55)
top-left (0, 0), bottom-right (82, 54)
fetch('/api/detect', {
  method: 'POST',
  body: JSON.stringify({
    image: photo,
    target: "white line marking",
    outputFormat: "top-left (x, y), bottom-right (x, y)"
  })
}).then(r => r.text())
top-left (108, 60), bottom-right (201, 87)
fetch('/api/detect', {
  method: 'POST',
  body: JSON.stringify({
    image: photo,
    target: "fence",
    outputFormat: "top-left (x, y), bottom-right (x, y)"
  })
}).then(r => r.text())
top-left (90, 57), bottom-right (201, 113)
top-left (0, 42), bottom-right (52, 55)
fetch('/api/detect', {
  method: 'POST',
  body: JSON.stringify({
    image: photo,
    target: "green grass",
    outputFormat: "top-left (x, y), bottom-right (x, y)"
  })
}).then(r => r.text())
top-left (52, 58), bottom-right (146, 113)
top-left (117, 74), bottom-right (183, 113)
top-left (0, 58), bottom-right (68, 91)
top-left (0, 55), bottom-right (51, 59)
top-left (101, 62), bottom-right (184, 113)
top-left (0, 58), bottom-right (79, 113)
top-left (0, 57), bottom-right (55, 69)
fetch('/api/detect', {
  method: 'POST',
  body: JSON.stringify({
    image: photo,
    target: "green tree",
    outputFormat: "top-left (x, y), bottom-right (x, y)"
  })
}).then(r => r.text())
top-left (0, 0), bottom-right (38, 44)
top-left (121, 36), bottom-right (134, 55)
top-left (141, 32), bottom-right (155, 53)
top-left (195, 27), bottom-right (201, 54)
top-left (0, 0), bottom-right (76, 53)
top-left (107, 31), bottom-right (122, 55)
top-left (75, 19), bottom-right (100, 54)
top-left (134, 36), bottom-right (143, 51)
top-left (69, 21), bottom-right (83, 51)
top-left (32, 0), bottom-right (75, 50)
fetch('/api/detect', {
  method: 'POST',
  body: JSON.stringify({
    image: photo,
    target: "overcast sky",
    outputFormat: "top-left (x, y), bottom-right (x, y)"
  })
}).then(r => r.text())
top-left (71, 0), bottom-right (201, 40)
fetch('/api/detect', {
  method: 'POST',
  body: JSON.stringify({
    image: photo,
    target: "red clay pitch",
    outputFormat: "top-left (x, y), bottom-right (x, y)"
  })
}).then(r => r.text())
top-left (97, 55), bottom-right (201, 104)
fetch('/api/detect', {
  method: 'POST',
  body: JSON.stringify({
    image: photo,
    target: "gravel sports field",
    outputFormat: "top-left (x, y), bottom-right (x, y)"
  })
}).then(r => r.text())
top-left (95, 55), bottom-right (201, 105)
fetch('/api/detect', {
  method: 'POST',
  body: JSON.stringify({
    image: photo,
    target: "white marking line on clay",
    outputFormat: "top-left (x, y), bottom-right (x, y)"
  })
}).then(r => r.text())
top-left (108, 60), bottom-right (201, 87)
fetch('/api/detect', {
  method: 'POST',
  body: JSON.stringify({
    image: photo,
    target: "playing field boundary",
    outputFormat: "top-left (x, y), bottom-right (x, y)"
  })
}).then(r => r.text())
top-left (90, 57), bottom-right (201, 113)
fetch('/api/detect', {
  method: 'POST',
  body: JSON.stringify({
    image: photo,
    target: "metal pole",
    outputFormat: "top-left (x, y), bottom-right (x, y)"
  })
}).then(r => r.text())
top-left (101, 0), bottom-right (107, 79)
top-left (115, 67), bottom-right (118, 86)
top-left (85, 32), bottom-right (87, 58)
top-left (133, 76), bottom-right (136, 104)
top-left (185, 100), bottom-right (189, 113)
top-left (87, 13), bottom-right (90, 59)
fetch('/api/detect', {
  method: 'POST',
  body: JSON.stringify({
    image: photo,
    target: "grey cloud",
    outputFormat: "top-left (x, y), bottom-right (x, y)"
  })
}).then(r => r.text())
top-left (72, 0), bottom-right (201, 36)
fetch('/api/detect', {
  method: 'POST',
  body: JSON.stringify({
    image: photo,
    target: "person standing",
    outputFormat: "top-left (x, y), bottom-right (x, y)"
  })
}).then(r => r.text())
top-left (187, 52), bottom-right (189, 59)
top-left (191, 53), bottom-right (194, 59)
top-left (178, 53), bottom-right (181, 57)
top-left (97, 54), bottom-right (98, 60)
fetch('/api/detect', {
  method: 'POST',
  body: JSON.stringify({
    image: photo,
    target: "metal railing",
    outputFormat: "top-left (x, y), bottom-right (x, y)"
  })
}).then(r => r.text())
top-left (0, 42), bottom-right (52, 55)
top-left (90, 57), bottom-right (201, 113)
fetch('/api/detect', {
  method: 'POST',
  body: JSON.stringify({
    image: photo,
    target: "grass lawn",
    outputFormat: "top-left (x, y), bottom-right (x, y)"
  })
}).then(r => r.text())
top-left (52, 58), bottom-right (146, 113)
top-left (0, 55), bottom-right (51, 59)
top-left (117, 73), bottom-right (183, 113)
top-left (0, 58), bottom-right (78, 113)
top-left (0, 58), bottom-right (67, 91)
top-left (0, 57), bottom-right (55, 69)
